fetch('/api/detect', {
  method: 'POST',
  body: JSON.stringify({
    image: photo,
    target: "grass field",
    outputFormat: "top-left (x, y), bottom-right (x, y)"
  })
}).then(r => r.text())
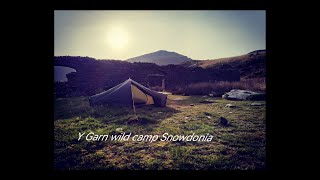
top-left (54, 94), bottom-right (266, 170)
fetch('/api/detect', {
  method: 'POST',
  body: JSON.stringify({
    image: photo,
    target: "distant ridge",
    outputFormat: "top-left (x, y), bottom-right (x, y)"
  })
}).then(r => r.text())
top-left (180, 50), bottom-right (266, 79)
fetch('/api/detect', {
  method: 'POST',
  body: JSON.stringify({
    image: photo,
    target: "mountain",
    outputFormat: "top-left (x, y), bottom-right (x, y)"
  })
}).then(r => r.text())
top-left (126, 50), bottom-right (192, 66)
top-left (181, 50), bottom-right (266, 79)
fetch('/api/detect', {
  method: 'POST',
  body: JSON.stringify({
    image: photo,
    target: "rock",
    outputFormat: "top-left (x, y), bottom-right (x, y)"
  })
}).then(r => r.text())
top-left (225, 104), bottom-right (236, 108)
top-left (115, 128), bottom-right (123, 132)
top-left (200, 99), bottom-right (215, 104)
top-left (251, 102), bottom-right (264, 106)
top-left (206, 116), bottom-right (212, 119)
top-left (222, 94), bottom-right (229, 99)
top-left (81, 149), bottom-right (88, 154)
top-left (127, 117), bottom-right (139, 124)
top-left (190, 104), bottom-right (194, 106)
top-left (218, 117), bottom-right (228, 126)
top-left (210, 91), bottom-right (224, 97)
top-left (208, 92), bottom-right (222, 97)
top-left (222, 89), bottom-right (266, 101)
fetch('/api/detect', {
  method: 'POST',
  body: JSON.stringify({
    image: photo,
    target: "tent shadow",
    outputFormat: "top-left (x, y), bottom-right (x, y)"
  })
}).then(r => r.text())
top-left (126, 104), bottom-right (181, 125)
top-left (54, 97), bottom-right (181, 125)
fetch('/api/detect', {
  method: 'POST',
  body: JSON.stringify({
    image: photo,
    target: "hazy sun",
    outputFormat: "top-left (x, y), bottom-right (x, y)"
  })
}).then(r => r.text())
top-left (106, 27), bottom-right (128, 49)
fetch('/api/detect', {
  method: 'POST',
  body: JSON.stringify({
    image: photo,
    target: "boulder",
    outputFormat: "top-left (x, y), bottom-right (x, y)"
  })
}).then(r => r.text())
top-left (222, 89), bottom-right (265, 101)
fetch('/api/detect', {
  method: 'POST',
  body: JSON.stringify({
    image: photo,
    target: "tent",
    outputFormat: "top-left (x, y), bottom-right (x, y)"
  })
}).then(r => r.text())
top-left (89, 78), bottom-right (167, 107)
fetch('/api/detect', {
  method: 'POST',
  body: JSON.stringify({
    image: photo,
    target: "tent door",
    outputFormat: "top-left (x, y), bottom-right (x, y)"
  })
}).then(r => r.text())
top-left (146, 94), bottom-right (154, 104)
top-left (131, 85), bottom-right (154, 105)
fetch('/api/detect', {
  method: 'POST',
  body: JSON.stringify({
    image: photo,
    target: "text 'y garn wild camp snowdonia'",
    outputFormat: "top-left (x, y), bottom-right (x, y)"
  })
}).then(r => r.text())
top-left (78, 132), bottom-right (214, 143)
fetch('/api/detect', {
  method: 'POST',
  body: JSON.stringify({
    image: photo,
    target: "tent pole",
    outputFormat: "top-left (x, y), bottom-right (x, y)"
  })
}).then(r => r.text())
top-left (130, 85), bottom-right (138, 120)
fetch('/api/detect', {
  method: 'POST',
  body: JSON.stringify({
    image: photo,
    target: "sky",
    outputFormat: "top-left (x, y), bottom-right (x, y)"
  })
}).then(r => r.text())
top-left (54, 10), bottom-right (265, 60)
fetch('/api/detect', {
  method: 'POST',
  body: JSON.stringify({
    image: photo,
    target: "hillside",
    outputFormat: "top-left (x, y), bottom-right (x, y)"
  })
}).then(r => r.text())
top-left (54, 56), bottom-right (239, 97)
top-left (126, 50), bottom-right (192, 66)
top-left (181, 50), bottom-right (266, 79)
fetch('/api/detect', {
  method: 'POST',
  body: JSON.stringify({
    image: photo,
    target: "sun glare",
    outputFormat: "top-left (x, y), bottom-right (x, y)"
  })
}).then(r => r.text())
top-left (107, 27), bottom-right (128, 49)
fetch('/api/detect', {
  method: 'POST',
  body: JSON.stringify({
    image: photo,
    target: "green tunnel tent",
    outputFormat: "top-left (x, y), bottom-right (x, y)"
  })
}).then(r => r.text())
top-left (89, 78), bottom-right (167, 107)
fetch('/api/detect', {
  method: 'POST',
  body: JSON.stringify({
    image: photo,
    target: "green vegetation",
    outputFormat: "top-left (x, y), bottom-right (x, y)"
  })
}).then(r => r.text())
top-left (54, 95), bottom-right (266, 170)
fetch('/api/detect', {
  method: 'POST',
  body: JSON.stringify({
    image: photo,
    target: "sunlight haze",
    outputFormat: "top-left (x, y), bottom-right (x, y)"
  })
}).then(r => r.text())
top-left (54, 10), bottom-right (266, 60)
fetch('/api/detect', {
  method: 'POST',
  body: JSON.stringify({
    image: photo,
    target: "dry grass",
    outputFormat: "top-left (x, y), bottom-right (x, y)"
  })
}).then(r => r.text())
top-left (150, 86), bottom-right (165, 92)
top-left (197, 51), bottom-right (266, 69)
top-left (198, 55), bottom-right (248, 68)
top-left (170, 78), bottom-right (265, 96)
top-left (54, 95), bottom-right (266, 170)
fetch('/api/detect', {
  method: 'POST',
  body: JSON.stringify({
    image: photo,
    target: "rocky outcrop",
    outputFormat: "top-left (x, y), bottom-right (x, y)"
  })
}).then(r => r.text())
top-left (222, 89), bottom-right (266, 101)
